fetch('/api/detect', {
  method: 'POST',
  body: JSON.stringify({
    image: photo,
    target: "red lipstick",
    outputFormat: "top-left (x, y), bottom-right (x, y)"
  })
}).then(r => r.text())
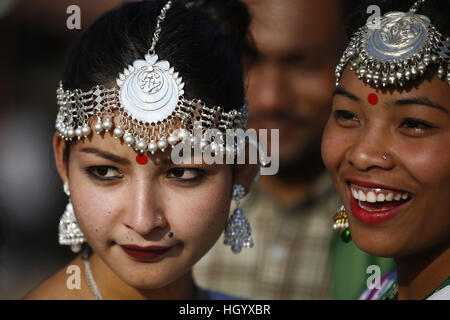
top-left (345, 178), bottom-right (413, 225)
top-left (120, 244), bottom-right (171, 261)
top-left (349, 196), bottom-right (410, 225)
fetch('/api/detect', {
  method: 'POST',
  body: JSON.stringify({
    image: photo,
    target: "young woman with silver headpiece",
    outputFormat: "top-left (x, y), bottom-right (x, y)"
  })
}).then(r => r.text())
top-left (322, 0), bottom-right (449, 300)
top-left (24, 0), bottom-right (260, 300)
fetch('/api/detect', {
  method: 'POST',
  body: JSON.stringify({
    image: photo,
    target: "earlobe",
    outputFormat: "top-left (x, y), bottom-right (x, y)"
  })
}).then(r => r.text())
top-left (53, 132), bottom-right (69, 183)
top-left (233, 163), bottom-right (260, 192)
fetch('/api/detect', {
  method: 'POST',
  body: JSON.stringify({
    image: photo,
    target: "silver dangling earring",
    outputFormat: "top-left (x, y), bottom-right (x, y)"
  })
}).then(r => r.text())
top-left (223, 184), bottom-right (254, 254)
top-left (58, 181), bottom-right (86, 253)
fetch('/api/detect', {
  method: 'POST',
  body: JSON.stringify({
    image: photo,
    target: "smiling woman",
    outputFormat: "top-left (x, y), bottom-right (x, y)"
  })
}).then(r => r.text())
top-left (322, 0), bottom-right (450, 300)
top-left (23, 0), bottom-right (259, 300)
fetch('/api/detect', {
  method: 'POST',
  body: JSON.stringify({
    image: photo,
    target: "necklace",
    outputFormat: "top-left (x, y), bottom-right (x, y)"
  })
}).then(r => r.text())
top-left (81, 246), bottom-right (206, 300)
top-left (82, 247), bottom-right (104, 300)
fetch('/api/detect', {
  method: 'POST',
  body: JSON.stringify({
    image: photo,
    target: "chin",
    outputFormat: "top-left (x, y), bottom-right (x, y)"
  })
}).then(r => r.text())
top-left (118, 266), bottom-right (180, 290)
top-left (349, 225), bottom-right (406, 258)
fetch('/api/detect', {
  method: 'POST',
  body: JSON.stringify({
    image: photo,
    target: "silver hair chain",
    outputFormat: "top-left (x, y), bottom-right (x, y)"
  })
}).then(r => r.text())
top-left (149, 0), bottom-right (172, 54)
top-left (409, 0), bottom-right (426, 13)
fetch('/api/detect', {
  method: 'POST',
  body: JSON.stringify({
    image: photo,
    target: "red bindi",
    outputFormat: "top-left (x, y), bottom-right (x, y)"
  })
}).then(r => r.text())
top-left (136, 153), bottom-right (148, 165)
top-left (368, 93), bottom-right (378, 105)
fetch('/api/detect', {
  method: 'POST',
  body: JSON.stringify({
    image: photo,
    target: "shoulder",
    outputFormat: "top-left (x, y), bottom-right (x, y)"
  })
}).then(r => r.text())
top-left (23, 255), bottom-right (89, 300)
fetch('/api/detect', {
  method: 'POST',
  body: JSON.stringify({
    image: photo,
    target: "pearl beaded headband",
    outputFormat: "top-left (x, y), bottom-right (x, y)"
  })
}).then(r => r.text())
top-left (335, 0), bottom-right (450, 88)
top-left (55, 0), bottom-right (248, 156)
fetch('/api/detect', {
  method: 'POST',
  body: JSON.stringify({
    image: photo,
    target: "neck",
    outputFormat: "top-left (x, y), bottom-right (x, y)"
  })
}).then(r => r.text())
top-left (87, 251), bottom-right (198, 300)
top-left (395, 242), bottom-right (450, 300)
top-left (258, 152), bottom-right (325, 208)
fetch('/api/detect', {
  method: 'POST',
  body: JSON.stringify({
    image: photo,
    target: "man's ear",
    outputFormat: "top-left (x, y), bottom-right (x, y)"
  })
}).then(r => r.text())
top-left (53, 132), bottom-right (69, 183)
top-left (232, 163), bottom-right (260, 192)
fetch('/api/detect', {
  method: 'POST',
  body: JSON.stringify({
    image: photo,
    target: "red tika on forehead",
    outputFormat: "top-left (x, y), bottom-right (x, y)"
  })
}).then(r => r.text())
top-left (368, 93), bottom-right (378, 105)
top-left (136, 153), bottom-right (148, 165)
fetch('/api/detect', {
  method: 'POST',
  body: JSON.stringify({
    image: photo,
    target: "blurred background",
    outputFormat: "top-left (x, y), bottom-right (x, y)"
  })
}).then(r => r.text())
top-left (0, 0), bottom-right (136, 299)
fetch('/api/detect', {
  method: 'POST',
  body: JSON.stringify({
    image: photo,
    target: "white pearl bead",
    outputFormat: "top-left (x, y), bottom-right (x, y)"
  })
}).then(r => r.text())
top-left (102, 118), bottom-right (113, 132)
top-left (67, 128), bottom-right (75, 139)
top-left (113, 126), bottom-right (124, 139)
top-left (136, 139), bottom-right (148, 152)
top-left (200, 139), bottom-right (208, 150)
top-left (157, 139), bottom-right (168, 151)
top-left (148, 141), bottom-right (158, 154)
top-left (167, 134), bottom-right (178, 146)
top-left (75, 127), bottom-right (82, 139)
top-left (94, 121), bottom-right (103, 134)
top-left (81, 125), bottom-right (91, 137)
top-left (178, 129), bottom-right (189, 141)
top-left (123, 133), bottom-right (134, 146)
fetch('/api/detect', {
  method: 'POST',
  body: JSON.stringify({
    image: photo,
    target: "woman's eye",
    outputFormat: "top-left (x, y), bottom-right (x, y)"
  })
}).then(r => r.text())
top-left (167, 168), bottom-right (205, 182)
top-left (86, 166), bottom-right (122, 181)
top-left (400, 118), bottom-right (435, 136)
top-left (333, 109), bottom-right (359, 126)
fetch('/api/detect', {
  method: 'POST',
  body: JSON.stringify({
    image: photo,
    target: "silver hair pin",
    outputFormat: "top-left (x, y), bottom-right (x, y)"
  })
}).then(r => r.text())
top-left (55, 0), bottom-right (248, 156)
top-left (335, 0), bottom-right (450, 88)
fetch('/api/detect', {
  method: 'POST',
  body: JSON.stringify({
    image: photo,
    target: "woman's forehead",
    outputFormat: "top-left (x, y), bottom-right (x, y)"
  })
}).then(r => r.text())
top-left (339, 66), bottom-right (450, 107)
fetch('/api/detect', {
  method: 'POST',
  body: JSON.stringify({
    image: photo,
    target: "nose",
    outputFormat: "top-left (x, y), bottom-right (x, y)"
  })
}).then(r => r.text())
top-left (122, 178), bottom-right (168, 238)
top-left (247, 62), bottom-right (291, 113)
top-left (346, 124), bottom-right (395, 172)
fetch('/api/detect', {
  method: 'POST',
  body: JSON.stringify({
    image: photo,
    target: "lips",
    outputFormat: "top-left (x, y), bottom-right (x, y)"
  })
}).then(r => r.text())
top-left (120, 244), bottom-right (171, 261)
top-left (345, 179), bottom-right (413, 225)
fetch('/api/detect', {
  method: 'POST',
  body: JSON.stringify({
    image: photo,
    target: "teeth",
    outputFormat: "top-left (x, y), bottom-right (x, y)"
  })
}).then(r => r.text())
top-left (351, 186), bottom-right (411, 203)
top-left (358, 190), bottom-right (366, 201)
top-left (366, 191), bottom-right (377, 203)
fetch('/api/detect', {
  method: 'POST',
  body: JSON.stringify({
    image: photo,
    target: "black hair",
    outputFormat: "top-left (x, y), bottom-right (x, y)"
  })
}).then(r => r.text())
top-left (63, 0), bottom-right (250, 108)
top-left (61, 0), bottom-right (251, 163)
top-left (343, 0), bottom-right (450, 38)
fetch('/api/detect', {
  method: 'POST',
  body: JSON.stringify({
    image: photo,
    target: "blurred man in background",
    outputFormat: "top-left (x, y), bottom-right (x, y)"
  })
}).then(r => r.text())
top-left (194, 0), bottom-right (394, 299)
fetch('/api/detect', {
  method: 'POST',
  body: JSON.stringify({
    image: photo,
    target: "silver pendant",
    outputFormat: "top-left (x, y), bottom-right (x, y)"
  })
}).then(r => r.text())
top-left (116, 54), bottom-right (185, 123)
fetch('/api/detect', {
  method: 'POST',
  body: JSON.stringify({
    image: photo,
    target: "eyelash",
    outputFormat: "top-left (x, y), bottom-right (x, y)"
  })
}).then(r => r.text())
top-left (399, 118), bottom-right (436, 136)
top-left (85, 166), bottom-right (205, 183)
top-left (86, 166), bottom-right (122, 181)
top-left (333, 111), bottom-right (436, 136)
top-left (166, 168), bottom-right (205, 183)
top-left (333, 110), bottom-right (359, 125)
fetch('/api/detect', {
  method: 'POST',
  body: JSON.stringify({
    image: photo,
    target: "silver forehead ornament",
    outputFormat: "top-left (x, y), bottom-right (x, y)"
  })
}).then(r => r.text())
top-left (55, 0), bottom-right (247, 158)
top-left (335, 1), bottom-right (450, 87)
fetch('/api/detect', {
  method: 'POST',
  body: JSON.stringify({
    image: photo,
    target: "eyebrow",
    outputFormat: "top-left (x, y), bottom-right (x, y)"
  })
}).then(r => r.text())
top-left (80, 148), bottom-right (131, 165)
top-left (332, 87), bottom-right (360, 102)
top-left (394, 97), bottom-right (448, 114)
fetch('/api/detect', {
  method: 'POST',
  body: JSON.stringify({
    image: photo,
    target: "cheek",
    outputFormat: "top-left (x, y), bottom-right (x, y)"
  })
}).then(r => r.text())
top-left (171, 189), bottom-right (229, 237)
top-left (397, 137), bottom-right (450, 188)
top-left (321, 120), bottom-right (347, 172)
top-left (69, 171), bottom-right (119, 246)
top-left (167, 174), bottom-right (232, 254)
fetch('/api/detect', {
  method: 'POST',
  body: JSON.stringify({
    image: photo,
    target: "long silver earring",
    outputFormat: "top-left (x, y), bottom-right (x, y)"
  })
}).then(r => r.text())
top-left (58, 181), bottom-right (86, 253)
top-left (223, 184), bottom-right (254, 254)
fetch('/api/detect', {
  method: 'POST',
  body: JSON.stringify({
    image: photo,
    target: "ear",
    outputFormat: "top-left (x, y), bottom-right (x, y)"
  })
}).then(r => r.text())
top-left (232, 163), bottom-right (260, 193)
top-left (53, 132), bottom-right (69, 183)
